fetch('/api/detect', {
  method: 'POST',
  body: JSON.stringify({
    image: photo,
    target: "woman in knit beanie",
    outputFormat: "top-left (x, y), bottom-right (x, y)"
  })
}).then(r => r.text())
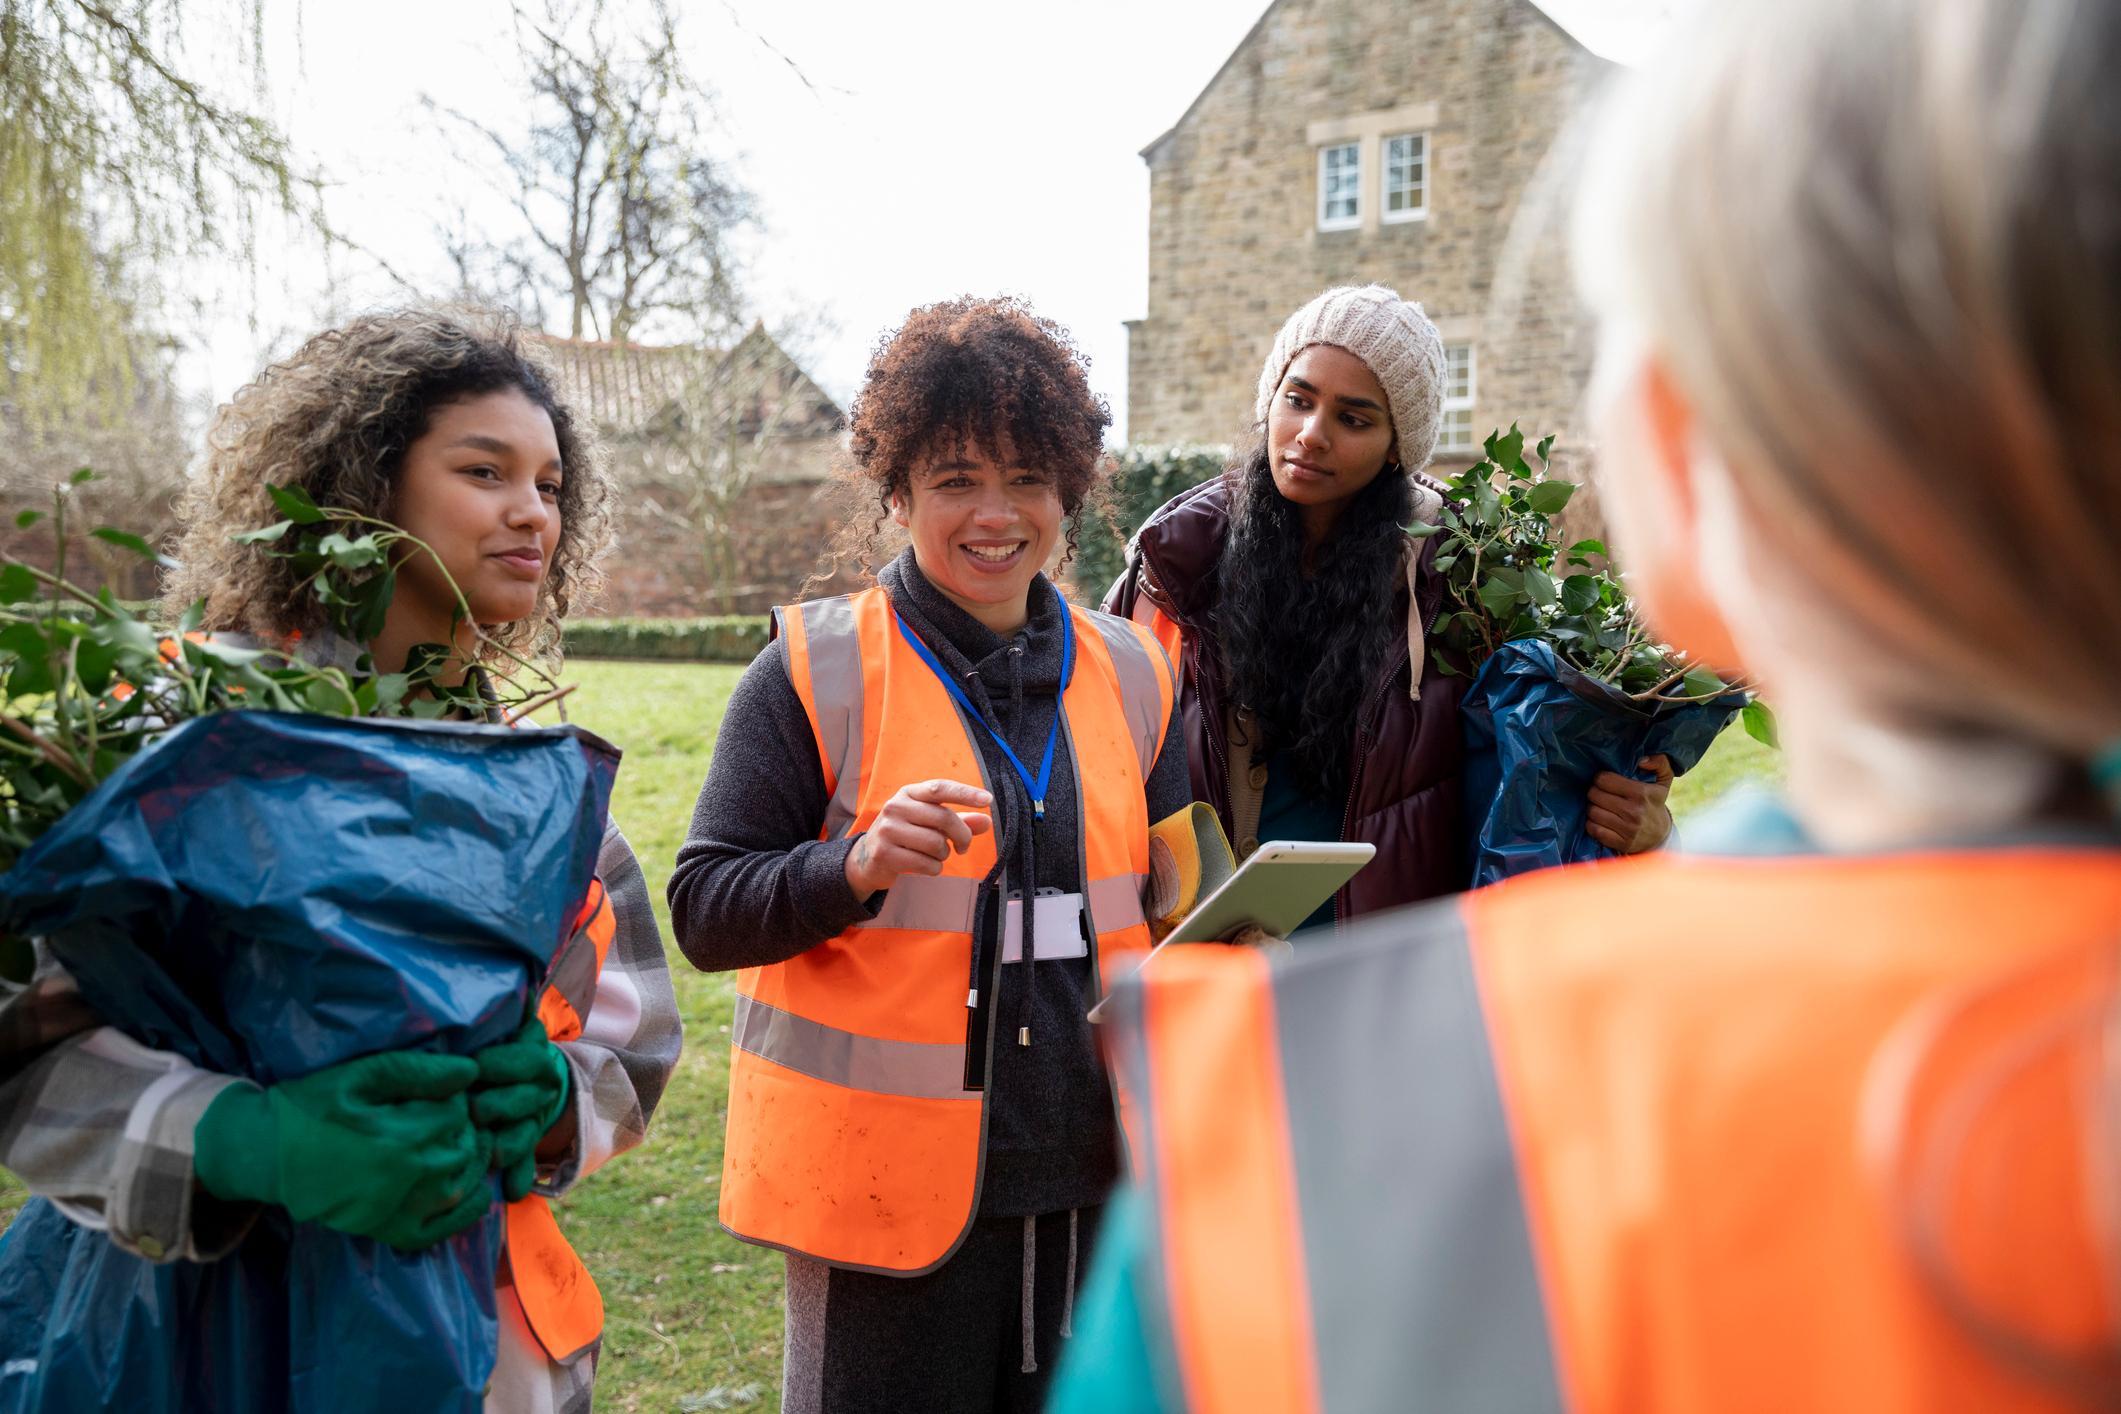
top-left (1104, 284), bottom-right (1673, 921)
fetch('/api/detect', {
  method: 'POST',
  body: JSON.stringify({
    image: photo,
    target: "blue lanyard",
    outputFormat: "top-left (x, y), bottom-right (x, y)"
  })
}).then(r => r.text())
top-left (893, 587), bottom-right (1075, 821)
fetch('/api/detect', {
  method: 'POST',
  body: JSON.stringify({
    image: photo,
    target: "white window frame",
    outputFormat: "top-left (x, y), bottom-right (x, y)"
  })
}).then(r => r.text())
top-left (1316, 141), bottom-right (1362, 232)
top-left (1382, 131), bottom-right (1428, 224)
top-left (1439, 342), bottom-right (1477, 453)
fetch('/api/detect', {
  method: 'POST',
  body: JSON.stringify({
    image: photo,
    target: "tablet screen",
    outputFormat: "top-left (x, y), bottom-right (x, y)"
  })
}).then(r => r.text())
top-left (1163, 841), bottom-right (1376, 945)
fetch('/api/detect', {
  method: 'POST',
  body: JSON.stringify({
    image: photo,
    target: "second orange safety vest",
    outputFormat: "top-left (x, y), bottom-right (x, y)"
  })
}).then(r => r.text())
top-left (1109, 845), bottom-right (2121, 1413)
top-left (503, 873), bottom-right (618, 1364)
top-left (720, 585), bottom-right (1174, 1274)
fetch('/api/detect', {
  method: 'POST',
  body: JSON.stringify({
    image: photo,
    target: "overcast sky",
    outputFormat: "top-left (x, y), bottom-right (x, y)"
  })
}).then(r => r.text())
top-left (186, 0), bottom-right (1676, 434)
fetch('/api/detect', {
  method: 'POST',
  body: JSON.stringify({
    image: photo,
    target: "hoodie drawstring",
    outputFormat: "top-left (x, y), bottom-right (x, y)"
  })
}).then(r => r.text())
top-left (960, 656), bottom-right (1042, 1058)
top-left (1019, 1207), bottom-right (1083, 1374)
top-left (1061, 1206), bottom-right (1078, 1338)
top-left (1006, 639), bottom-right (1041, 1049)
top-left (1021, 1214), bottom-right (1039, 1373)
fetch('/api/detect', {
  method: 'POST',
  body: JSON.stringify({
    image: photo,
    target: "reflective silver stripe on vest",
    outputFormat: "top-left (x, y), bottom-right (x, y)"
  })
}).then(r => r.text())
top-left (850, 873), bottom-right (981, 932)
top-left (733, 992), bottom-right (975, 1100)
top-left (1085, 872), bottom-right (1149, 934)
top-left (851, 874), bottom-right (1139, 937)
top-left (1270, 907), bottom-right (1566, 1413)
top-left (786, 597), bottom-right (865, 842)
top-left (1082, 612), bottom-right (1167, 779)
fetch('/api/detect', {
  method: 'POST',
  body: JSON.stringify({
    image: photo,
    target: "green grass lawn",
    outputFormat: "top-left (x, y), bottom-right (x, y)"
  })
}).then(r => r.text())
top-left (553, 661), bottom-right (785, 1411)
top-left (1669, 723), bottom-right (1781, 819)
top-left (0, 660), bottom-right (1780, 1412)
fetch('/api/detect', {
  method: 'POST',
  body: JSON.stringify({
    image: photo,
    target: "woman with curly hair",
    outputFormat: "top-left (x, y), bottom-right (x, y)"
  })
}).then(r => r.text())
top-left (669, 295), bottom-right (1186, 1413)
top-left (0, 308), bottom-right (681, 1414)
top-left (1104, 285), bottom-right (1674, 923)
top-left (165, 307), bottom-right (609, 670)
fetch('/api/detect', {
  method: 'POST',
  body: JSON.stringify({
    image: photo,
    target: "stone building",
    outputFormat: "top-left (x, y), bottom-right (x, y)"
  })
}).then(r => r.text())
top-left (533, 326), bottom-right (860, 617)
top-left (1125, 0), bottom-right (1610, 470)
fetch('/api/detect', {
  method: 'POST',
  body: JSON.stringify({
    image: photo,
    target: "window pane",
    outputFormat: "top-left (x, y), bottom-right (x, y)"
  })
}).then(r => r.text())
top-left (1444, 344), bottom-right (1473, 400)
top-left (1384, 134), bottom-right (1426, 215)
top-left (1320, 142), bottom-right (1360, 224)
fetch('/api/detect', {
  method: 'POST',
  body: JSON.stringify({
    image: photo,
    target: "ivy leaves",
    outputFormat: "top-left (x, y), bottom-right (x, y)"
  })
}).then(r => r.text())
top-left (1424, 426), bottom-right (1769, 725)
top-left (239, 485), bottom-right (405, 649)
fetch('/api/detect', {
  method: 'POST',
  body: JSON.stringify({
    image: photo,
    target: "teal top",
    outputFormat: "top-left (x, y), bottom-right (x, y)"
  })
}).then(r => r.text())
top-left (1258, 756), bottom-right (1344, 934)
top-left (1047, 1188), bottom-right (1167, 1413)
top-left (1046, 789), bottom-right (1819, 1413)
top-left (1666, 785), bottom-right (1815, 856)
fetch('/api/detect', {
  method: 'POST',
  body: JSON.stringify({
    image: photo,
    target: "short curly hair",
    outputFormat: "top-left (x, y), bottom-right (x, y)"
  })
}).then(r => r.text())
top-left (830, 296), bottom-right (1112, 577)
top-left (164, 307), bottom-right (612, 661)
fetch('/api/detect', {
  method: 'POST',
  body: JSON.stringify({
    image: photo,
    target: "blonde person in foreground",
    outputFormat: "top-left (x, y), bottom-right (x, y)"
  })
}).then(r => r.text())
top-left (0, 310), bottom-right (681, 1413)
top-left (1050, 0), bottom-right (2121, 1409)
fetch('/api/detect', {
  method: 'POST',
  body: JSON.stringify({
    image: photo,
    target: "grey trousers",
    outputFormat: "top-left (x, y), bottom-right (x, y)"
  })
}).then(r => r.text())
top-left (781, 1204), bottom-right (1103, 1414)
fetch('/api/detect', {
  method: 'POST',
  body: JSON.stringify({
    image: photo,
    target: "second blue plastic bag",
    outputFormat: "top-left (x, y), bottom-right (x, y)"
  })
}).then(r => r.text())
top-left (0, 710), bottom-right (619, 1414)
top-left (1461, 640), bottom-right (1743, 888)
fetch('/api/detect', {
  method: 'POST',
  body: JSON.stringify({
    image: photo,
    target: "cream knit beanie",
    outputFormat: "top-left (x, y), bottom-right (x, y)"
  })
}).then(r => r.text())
top-left (1254, 284), bottom-right (1447, 467)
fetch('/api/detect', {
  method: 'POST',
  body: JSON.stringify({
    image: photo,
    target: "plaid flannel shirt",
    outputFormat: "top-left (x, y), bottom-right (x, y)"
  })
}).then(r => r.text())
top-left (0, 819), bottom-right (681, 1264)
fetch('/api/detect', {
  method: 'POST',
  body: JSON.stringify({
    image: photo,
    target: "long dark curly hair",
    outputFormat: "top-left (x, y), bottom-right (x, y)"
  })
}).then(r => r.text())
top-left (165, 308), bottom-right (611, 661)
top-left (1214, 437), bottom-right (1412, 803)
top-left (817, 295), bottom-right (1112, 585)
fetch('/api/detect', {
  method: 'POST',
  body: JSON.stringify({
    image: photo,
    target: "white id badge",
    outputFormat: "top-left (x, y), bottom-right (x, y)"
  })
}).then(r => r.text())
top-left (1001, 889), bottom-right (1088, 963)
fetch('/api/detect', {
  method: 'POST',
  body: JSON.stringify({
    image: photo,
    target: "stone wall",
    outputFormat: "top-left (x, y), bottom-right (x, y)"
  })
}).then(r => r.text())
top-left (1126, 0), bottom-right (1608, 469)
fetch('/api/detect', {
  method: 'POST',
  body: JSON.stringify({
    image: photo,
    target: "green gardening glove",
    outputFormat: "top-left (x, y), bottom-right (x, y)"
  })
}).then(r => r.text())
top-left (194, 1050), bottom-right (494, 1251)
top-left (469, 1018), bottom-right (573, 1202)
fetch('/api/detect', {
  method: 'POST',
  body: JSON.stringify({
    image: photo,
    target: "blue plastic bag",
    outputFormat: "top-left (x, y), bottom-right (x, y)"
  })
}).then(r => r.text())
top-left (1461, 640), bottom-right (1743, 888)
top-left (0, 711), bottom-right (619, 1414)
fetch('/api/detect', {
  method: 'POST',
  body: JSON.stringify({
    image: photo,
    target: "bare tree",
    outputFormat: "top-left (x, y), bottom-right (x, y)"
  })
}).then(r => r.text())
top-left (631, 321), bottom-right (840, 610)
top-left (431, 0), bottom-right (753, 347)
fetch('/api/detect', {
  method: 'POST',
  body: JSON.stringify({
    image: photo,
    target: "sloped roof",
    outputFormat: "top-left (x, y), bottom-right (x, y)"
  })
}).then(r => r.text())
top-left (1141, 0), bottom-right (1592, 160)
top-left (528, 335), bottom-right (725, 440)
top-left (529, 328), bottom-right (843, 441)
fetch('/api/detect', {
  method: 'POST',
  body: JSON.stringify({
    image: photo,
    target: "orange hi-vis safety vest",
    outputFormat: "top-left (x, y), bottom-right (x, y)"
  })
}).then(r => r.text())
top-left (503, 876), bottom-right (618, 1364)
top-left (1107, 846), bottom-right (2121, 1413)
top-left (1125, 596), bottom-right (1185, 681)
top-left (720, 585), bottom-right (1174, 1274)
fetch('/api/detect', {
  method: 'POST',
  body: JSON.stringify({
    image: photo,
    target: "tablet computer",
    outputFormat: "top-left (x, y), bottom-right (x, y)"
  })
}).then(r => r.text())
top-left (1162, 840), bottom-right (1376, 945)
top-left (1090, 841), bottom-right (1376, 1021)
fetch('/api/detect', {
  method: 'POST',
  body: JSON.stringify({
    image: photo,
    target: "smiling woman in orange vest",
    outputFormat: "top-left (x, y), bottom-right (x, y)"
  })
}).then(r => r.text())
top-left (668, 296), bottom-right (1185, 1413)
top-left (0, 309), bottom-right (683, 1414)
top-left (1050, 0), bottom-right (2121, 1409)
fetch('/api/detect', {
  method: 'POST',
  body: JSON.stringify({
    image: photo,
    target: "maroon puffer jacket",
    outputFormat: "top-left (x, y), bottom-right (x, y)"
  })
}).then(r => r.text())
top-left (1101, 476), bottom-right (1469, 920)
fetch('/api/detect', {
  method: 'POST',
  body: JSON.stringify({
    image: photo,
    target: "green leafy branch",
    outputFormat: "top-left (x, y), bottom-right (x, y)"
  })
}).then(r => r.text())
top-left (234, 481), bottom-right (562, 716)
top-left (1420, 426), bottom-right (1777, 747)
top-left (0, 471), bottom-right (573, 873)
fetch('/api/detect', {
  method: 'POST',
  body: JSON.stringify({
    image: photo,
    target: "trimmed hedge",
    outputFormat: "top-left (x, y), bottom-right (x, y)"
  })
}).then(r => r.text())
top-left (563, 615), bottom-right (771, 663)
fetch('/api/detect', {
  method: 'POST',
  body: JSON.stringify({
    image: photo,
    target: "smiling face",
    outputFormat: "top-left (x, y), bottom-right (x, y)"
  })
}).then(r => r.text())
top-left (387, 387), bottom-right (564, 647)
top-left (892, 444), bottom-right (1063, 634)
top-left (1265, 343), bottom-right (1399, 544)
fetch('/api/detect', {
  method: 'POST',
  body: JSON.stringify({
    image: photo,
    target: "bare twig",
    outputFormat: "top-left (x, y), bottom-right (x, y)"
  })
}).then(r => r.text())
top-left (0, 715), bottom-right (93, 789)
top-left (501, 682), bottom-right (579, 726)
